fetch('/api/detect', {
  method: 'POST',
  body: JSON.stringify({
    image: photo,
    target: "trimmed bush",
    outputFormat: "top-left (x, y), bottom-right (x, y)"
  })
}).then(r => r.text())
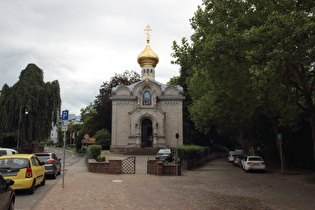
top-left (87, 145), bottom-right (102, 160)
top-left (178, 145), bottom-right (209, 160)
top-left (96, 155), bottom-right (106, 162)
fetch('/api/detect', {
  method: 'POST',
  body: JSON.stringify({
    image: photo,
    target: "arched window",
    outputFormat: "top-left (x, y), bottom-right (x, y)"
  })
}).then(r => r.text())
top-left (142, 91), bottom-right (151, 105)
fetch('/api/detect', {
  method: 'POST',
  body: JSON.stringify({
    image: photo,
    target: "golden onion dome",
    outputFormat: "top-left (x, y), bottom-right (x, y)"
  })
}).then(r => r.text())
top-left (137, 25), bottom-right (159, 68)
top-left (137, 43), bottom-right (159, 68)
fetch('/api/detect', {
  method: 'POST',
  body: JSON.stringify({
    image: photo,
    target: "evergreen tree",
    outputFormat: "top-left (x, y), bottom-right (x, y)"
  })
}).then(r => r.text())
top-left (0, 64), bottom-right (61, 149)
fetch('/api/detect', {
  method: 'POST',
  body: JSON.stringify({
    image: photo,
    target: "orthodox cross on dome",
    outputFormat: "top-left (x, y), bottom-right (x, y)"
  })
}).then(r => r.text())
top-left (144, 25), bottom-right (152, 44)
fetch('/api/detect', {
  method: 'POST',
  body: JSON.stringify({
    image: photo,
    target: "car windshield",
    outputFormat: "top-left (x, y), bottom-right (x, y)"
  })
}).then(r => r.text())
top-left (0, 158), bottom-right (30, 168)
top-left (249, 157), bottom-right (263, 161)
top-left (158, 149), bottom-right (171, 154)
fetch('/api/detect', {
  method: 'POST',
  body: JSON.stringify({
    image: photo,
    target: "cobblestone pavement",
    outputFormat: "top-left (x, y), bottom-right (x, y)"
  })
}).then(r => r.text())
top-left (33, 156), bottom-right (315, 210)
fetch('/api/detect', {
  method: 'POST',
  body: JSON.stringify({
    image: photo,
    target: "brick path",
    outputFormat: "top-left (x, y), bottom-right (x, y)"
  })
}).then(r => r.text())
top-left (33, 155), bottom-right (315, 210)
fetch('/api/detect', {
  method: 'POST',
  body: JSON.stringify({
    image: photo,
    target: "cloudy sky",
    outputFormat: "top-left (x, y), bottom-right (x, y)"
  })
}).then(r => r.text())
top-left (0, 0), bottom-right (202, 115)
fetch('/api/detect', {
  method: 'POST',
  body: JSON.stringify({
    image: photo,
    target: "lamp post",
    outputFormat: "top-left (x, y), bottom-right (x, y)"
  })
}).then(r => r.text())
top-left (17, 105), bottom-right (30, 152)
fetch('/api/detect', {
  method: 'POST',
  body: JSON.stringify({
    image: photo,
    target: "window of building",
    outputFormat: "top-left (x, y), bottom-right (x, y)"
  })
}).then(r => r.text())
top-left (142, 91), bottom-right (152, 105)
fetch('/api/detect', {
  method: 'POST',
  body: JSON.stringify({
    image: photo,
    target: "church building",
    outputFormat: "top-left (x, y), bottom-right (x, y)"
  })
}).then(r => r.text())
top-left (110, 26), bottom-right (185, 153)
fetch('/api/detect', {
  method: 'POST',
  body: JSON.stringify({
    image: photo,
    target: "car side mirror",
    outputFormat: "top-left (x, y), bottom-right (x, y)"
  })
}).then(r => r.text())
top-left (41, 161), bottom-right (46, 165)
top-left (5, 179), bottom-right (14, 186)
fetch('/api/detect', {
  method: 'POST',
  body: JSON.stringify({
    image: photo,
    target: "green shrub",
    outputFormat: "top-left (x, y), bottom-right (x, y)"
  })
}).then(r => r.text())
top-left (87, 145), bottom-right (102, 159)
top-left (93, 129), bottom-right (111, 150)
top-left (96, 155), bottom-right (106, 162)
top-left (178, 145), bottom-right (209, 160)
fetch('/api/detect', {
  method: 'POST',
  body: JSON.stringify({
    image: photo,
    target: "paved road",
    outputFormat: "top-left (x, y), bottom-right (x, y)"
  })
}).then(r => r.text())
top-left (15, 146), bottom-right (81, 210)
top-left (33, 155), bottom-right (315, 209)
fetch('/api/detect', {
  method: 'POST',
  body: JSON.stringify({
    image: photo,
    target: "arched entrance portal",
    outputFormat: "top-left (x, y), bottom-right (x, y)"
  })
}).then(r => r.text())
top-left (141, 119), bottom-right (153, 148)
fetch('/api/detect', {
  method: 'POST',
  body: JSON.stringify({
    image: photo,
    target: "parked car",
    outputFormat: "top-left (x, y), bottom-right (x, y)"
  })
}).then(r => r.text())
top-left (33, 153), bottom-right (61, 179)
top-left (0, 174), bottom-right (15, 210)
top-left (238, 155), bottom-right (247, 168)
top-left (155, 149), bottom-right (173, 162)
top-left (233, 154), bottom-right (245, 166)
top-left (0, 148), bottom-right (18, 156)
top-left (228, 153), bottom-right (236, 162)
top-left (243, 156), bottom-right (266, 172)
top-left (0, 154), bottom-right (46, 194)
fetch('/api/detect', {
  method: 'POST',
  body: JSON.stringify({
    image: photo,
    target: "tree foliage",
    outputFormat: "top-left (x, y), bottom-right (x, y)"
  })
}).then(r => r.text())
top-left (0, 64), bottom-right (61, 147)
top-left (172, 0), bottom-right (315, 164)
top-left (93, 128), bottom-right (111, 150)
top-left (93, 70), bottom-right (140, 132)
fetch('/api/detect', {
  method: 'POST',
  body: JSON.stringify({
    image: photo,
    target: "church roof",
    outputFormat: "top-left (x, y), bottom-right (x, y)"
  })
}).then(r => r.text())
top-left (111, 79), bottom-right (184, 95)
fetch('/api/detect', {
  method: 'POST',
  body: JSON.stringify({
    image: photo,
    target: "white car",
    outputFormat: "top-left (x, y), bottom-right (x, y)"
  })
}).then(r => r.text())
top-left (243, 156), bottom-right (266, 172)
top-left (228, 151), bottom-right (236, 162)
top-left (0, 148), bottom-right (18, 156)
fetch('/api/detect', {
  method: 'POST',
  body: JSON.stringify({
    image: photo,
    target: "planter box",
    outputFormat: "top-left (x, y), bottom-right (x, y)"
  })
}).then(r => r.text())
top-left (147, 160), bottom-right (181, 176)
top-left (88, 159), bottom-right (122, 174)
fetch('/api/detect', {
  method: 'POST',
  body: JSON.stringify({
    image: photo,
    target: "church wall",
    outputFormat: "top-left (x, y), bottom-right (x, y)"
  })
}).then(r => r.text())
top-left (160, 100), bottom-right (184, 147)
top-left (111, 100), bottom-right (135, 150)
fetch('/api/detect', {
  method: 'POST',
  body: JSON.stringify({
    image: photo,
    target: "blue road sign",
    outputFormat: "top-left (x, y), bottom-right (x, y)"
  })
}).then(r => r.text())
top-left (62, 110), bottom-right (69, 120)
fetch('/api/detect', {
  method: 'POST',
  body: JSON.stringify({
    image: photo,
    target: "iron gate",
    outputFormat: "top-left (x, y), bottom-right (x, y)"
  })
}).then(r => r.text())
top-left (122, 156), bottom-right (136, 174)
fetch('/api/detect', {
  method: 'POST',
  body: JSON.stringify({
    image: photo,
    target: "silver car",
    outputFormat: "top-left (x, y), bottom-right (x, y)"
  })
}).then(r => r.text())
top-left (33, 153), bottom-right (61, 179)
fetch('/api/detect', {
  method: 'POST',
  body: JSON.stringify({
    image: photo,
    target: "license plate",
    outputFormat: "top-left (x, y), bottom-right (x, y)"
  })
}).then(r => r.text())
top-left (252, 163), bottom-right (259, 165)
top-left (0, 172), bottom-right (17, 176)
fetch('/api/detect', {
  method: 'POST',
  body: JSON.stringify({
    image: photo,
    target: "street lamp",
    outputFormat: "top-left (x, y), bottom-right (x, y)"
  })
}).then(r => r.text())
top-left (17, 105), bottom-right (30, 152)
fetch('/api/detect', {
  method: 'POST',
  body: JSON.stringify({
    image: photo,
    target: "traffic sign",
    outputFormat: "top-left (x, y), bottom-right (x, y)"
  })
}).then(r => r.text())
top-left (62, 125), bottom-right (68, 132)
top-left (84, 134), bottom-right (90, 139)
top-left (62, 110), bottom-right (69, 120)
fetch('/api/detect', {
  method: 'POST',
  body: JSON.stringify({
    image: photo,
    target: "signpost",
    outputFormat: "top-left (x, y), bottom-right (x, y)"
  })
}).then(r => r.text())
top-left (61, 110), bottom-right (69, 188)
top-left (278, 133), bottom-right (284, 174)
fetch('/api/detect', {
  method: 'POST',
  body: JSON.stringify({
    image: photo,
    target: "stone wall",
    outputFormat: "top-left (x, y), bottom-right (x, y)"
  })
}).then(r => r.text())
top-left (88, 159), bottom-right (122, 174)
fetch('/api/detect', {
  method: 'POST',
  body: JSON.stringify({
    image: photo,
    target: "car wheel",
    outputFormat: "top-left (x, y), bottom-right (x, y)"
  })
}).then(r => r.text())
top-left (28, 180), bottom-right (36, 194)
top-left (40, 175), bottom-right (46, 186)
top-left (8, 198), bottom-right (15, 210)
top-left (51, 169), bottom-right (57, 179)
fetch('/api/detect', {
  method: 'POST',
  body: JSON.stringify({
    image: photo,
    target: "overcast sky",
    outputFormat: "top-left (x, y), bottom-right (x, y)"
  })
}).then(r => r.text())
top-left (0, 0), bottom-right (201, 115)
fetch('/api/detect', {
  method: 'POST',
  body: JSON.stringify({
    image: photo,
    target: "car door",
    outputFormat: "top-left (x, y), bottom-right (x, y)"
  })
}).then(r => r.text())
top-left (53, 154), bottom-right (61, 172)
top-left (0, 175), bottom-right (9, 209)
top-left (31, 157), bottom-right (45, 185)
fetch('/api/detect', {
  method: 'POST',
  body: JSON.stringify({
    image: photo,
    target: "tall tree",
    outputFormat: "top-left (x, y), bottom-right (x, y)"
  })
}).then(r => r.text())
top-left (172, 0), bottom-right (315, 161)
top-left (94, 70), bottom-right (140, 132)
top-left (0, 64), bottom-right (61, 148)
top-left (243, 0), bottom-right (315, 158)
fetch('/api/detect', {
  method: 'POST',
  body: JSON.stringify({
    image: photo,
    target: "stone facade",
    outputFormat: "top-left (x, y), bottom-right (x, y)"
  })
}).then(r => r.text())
top-left (110, 80), bottom-right (185, 152)
top-left (110, 26), bottom-right (184, 153)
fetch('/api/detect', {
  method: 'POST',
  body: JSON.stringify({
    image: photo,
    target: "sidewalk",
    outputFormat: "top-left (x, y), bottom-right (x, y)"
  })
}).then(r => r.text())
top-left (33, 154), bottom-right (165, 210)
top-left (33, 155), bottom-right (315, 210)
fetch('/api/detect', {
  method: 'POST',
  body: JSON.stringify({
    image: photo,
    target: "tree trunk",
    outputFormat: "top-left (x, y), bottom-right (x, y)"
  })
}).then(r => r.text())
top-left (308, 113), bottom-right (315, 165)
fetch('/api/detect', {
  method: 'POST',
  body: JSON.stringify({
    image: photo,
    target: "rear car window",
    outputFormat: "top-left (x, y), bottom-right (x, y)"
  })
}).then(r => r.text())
top-left (249, 157), bottom-right (262, 161)
top-left (35, 155), bottom-right (51, 161)
top-left (0, 158), bottom-right (30, 168)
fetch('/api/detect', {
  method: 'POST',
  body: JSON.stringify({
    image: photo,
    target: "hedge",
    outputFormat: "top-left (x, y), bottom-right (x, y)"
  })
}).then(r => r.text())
top-left (178, 145), bottom-right (209, 160)
top-left (86, 145), bottom-right (102, 160)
